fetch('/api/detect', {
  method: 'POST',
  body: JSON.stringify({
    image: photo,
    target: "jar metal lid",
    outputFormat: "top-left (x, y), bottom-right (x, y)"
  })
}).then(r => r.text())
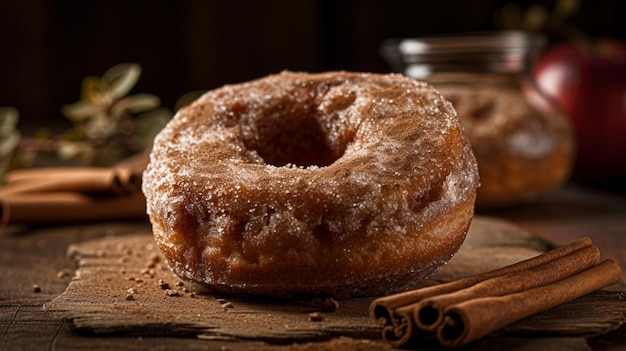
top-left (381, 31), bottom-right (545, 79)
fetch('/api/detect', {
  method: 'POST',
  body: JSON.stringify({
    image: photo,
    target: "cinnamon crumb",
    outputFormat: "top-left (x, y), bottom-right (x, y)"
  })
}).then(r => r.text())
top-left (125, 289), bottom-right (136, 300)
top-left (221, 302), bottom-right (234, 309)
top-left (157, 279), bottom-right (170, 289)
top-left (32, 284), bottom-right (41, 293)
top-left (308, 312), bottom-right (325, 322)
top-left (56, 269), bottom-right (72, 279)
top-left (148, 252), bottom-right (160, 263)
top-left (310, 297), bottom-right (340, 312)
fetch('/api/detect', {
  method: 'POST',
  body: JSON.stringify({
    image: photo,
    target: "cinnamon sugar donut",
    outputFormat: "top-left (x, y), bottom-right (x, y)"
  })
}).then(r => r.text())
top-left (142, 71), bottom-right (479, 298)
top-left (439, 85), bottom-right (574, 208)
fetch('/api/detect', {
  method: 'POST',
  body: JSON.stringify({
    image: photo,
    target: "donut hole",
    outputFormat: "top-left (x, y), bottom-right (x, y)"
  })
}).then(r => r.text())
top-left (243, 113), bottom-right (347, 168)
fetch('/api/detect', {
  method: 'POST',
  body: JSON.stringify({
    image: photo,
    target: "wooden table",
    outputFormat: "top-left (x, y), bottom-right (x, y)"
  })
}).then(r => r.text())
top-left (1, 185), bottom-right (625, 351)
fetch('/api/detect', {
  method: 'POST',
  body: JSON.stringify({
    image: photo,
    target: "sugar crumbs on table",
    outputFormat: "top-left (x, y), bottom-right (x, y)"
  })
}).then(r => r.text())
top-left (165, 289), bottom-right (180, 297)
top-left (140, 268), bottom-right (155, 278)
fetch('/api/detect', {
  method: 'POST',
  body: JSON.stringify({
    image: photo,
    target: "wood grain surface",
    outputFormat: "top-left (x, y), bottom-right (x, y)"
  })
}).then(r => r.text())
top-left (3, 186), bottom-right (626, 351)
top-left (42, 216), bottom-right (625, 348)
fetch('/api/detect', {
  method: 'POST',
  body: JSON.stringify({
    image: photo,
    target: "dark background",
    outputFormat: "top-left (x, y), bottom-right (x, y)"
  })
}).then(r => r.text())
top-left (1, 0), bottom-right (625, 132)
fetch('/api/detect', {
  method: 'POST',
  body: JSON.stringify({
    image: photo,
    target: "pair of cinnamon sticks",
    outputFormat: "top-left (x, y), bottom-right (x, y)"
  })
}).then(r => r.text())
top-left (369, 237), bottom-right (623, 348)
top-left (0, 153), bottom-right (149, 226)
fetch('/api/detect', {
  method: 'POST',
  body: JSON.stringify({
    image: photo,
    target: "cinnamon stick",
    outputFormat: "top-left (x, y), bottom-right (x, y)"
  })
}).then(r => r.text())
top-left (437, 259), bottom-right (623, 348)
top-left (412, 244), bottom-right (600, 332)
top-left (0, 191), bottom-right (147, 226)
top-left (2, 167), bottom-right (141, 195)
top-left (369, 237), bottom-right (592, 340)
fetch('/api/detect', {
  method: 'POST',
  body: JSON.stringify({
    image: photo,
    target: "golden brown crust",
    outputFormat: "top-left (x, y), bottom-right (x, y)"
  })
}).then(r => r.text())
top-left (142, 71), bottom-right (479, 298)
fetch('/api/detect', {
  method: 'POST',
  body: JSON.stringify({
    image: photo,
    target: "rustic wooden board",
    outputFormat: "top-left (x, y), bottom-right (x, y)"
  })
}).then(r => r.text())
top-left (43, 216), bottom-right (626, 346)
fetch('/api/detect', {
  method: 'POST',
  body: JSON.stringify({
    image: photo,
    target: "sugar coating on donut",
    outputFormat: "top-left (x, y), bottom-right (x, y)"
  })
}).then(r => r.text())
top-left (143, 71), bottom-right (479, 297)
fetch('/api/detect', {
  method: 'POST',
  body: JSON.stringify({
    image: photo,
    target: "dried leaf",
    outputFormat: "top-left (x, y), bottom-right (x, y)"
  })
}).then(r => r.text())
top-left (103, 63), bottom-right (141, 100)
top-left (0, 131), bottom-right (20, 157)
top-left (81, 76), bottom-right (110, 106)
top-left (111, 94), bottom-right (161, 118)
top-left (84, 113), bottom-right (118, 139)
top-left (0, 108), bottom-right (20, 168)
top-left (0, 107), bottom-right (19, 136)
top-left (62, 101), bottom-right (98, 122)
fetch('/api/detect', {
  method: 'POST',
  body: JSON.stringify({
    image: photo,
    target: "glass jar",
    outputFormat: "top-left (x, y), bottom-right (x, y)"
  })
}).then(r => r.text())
top-left (381, 31), bottom-right (575, 208)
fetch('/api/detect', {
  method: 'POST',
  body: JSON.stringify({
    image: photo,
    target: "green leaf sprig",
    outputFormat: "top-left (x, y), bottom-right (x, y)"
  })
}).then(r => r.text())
top-left (14, 63), bottom-right (171, 168)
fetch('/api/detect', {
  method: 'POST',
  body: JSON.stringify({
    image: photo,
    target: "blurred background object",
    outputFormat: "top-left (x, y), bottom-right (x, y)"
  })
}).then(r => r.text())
top-left (2, 0), bottom-right (624, 130)
top-left (0, 0), bottom-right (624, 183)
top-left (0, 108), bottom-right (21, 180)
top-left (533, 37), bottom-right (626, 185)
top-left (381, 31), bottom-right (576, 208)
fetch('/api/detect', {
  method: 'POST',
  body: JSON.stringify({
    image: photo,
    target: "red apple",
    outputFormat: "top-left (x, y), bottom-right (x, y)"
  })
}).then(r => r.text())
top-left (533, 38), bottom-right (626, 182)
